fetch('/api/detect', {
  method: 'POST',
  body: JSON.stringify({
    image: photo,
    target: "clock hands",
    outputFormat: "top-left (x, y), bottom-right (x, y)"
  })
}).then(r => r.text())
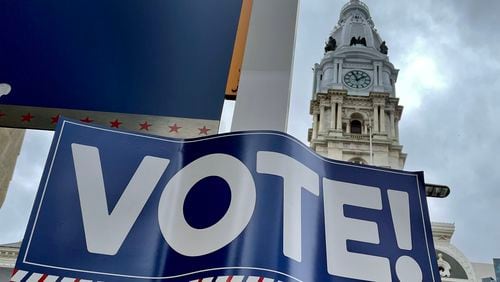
top-left (344, 71), bottom-right (370, 88)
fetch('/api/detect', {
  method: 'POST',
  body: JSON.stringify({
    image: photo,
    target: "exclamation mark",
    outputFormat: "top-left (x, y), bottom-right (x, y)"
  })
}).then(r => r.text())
top-left (388, 190), bottom-right (412, 250)
top-left (388, 190), bottom-right (423, 282)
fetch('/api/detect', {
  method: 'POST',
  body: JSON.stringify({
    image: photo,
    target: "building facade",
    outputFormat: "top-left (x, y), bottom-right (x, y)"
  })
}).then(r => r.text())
top-left (0, 242), bottom-right (19, 281)
top-left (0, 127), bottom-right (25, 278)
top-left (309, 1), bottom-right (495, 281)
top-left (432, 222), bottom-right (497, 281)
top-left (0, 128), bottom-right (25, 208)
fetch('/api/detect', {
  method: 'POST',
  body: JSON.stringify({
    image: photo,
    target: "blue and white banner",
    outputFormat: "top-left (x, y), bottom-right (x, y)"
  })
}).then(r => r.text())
top-left (14, 118), bottom-right (439, 281)
top-left (0, 0), bottom-right (250, 136)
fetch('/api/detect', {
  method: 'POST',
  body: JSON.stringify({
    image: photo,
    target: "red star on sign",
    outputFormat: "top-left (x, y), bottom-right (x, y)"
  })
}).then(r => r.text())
top-left (169, 123), bottom-right (182, 133)
top-left (21, 113), bottom-right (34, 122)
top-left (139, 121), bottom-right (152, 131)
top-left (198, 126), bottom-right (210, 135)
top-left (80, 117), bottom-right (93, 123)
top-left (0, 112), bottom-right (5, 118)
top-left (50, 114), bottom-right (60, 124)
top-left (110, 119), bottom-right (122, 128)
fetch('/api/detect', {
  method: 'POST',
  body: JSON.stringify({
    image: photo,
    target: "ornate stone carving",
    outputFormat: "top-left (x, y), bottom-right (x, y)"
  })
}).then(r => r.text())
top-left (319, 95), bottom-right (330, 107)
top-left (434, 243), bottom-right (478, 281)
top-left (343, 63), bottom-right (373, 69)
top-left (395, 105), bottom-right (404, 120)
top-left (327, 89), bottom-right (347, 97)
top-left (437, 253), bottom-right (451, 278)
top-left (344, 97), bottom-right (372, 108)
top-left (309, 100), bottom-right (320, 114)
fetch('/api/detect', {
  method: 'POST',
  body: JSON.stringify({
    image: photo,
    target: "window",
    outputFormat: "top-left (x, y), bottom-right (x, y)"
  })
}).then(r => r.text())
top-left (350, 120), bottom-right (362, 134)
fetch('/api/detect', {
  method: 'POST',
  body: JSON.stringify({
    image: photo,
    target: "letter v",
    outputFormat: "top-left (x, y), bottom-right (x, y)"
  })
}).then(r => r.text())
top-left (71, 143), bottom-right (170, 255)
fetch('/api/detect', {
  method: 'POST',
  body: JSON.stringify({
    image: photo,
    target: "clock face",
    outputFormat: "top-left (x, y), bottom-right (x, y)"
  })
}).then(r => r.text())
top-left (343, 70), bottom-right (371, 89)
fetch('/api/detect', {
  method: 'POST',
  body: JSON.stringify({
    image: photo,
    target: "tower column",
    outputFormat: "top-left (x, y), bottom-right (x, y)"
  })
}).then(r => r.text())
top-left (313, 65), bottom-right (319, 95)
top-left (380, 107), bottom-right (386, 133)
top-left (333, 60), bottom-right (339, 84)
top-left (374, 62), bottom-right (383, 86)
top-left (312, 113), bottom-right (319, 139)
top-left (390, 111), bottom-right (395, 138)
top-left (330, 101), bottom-right (336, 130)
top-left (319, 105), bottom-right (325, 133)
top-left (395, 119), bottom-right (400, 140)
top-left (337, 59), bottom-right (344, 84)
top-left (336, 102), bottom-right (343, 131)
top-left (373, 105), bottom-right (379, 132)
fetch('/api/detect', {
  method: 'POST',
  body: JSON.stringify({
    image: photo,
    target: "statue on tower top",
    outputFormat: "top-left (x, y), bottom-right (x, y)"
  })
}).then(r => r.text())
top-left (324, 36), bottom-right (337, 53)
top-left (349, 36), bottom-right (367, 46)
top-left (380, 41), bottom-right (388, 54)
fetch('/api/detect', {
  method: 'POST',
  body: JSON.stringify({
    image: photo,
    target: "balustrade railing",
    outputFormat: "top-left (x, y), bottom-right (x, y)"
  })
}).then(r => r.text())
top-left (343, 133), bottom-right (369, 140)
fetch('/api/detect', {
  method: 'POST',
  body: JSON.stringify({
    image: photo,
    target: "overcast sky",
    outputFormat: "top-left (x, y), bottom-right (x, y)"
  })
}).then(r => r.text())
top-left (1, 0), bottom-right (499, 265)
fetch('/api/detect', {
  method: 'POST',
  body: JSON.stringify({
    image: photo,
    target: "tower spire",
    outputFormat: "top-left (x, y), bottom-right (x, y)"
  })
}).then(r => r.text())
top-left (328, 0), bottom-right (382, 51)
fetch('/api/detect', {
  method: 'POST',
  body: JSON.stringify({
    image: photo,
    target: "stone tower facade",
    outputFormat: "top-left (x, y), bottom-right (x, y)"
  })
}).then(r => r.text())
top-left (0, 128), bottom-right (25, 208)
top-left (308, 5), bottom-right (498, 278)
top-left (308, 0), bottom-right (406, 169)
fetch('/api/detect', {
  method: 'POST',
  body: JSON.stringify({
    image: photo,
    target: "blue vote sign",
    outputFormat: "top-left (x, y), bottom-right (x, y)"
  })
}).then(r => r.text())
top-left (0, 0), bottom-right (249, 135)
top-left (13, 118), bottom-right (440, 281)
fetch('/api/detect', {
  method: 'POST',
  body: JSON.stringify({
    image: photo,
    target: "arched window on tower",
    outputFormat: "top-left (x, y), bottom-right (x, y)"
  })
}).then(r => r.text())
top-left (350, 113), bottom-right (364, 134)
top-left (350, 120), bottom-right (362, 134)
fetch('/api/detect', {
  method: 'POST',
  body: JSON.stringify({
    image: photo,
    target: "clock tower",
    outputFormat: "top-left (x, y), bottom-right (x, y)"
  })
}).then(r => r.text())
top-left (309, 0), bottom-right (406, 169)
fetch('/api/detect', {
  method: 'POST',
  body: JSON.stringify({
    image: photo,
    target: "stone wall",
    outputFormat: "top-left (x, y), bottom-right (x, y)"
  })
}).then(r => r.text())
top-left (0, 128), bottom-right (25, 208)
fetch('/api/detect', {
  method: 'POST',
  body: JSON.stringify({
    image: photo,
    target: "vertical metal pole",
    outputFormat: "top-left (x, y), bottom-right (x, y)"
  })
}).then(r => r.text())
top-left (369, 118), bottom-right (373, 165)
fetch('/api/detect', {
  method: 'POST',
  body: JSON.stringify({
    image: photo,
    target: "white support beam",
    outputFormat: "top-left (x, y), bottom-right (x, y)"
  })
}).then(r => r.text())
top-left (231, 0), bottom-right (299, 132)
